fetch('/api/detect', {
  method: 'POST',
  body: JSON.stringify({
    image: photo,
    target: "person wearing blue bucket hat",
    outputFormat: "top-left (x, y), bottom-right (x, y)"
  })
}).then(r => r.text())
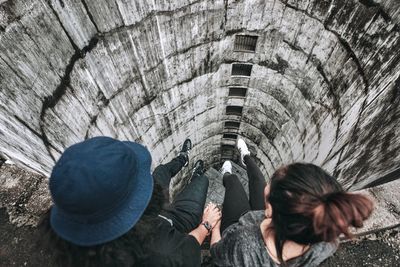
top-left (39, 136), bottom-right (221, 266)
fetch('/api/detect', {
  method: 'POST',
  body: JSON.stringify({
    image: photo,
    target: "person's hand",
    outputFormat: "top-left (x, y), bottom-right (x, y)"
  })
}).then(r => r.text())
top-left (202, 202), bottom-right (221, 228)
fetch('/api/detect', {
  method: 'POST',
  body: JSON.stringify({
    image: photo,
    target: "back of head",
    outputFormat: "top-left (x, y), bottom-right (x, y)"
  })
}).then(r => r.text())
top-left (49, 136), bottom-right (154, 246)
top-left (267, 163), bottom-right (373, 263)
top-left (40, 136), bottom-right (159, 267)
top-left (39, 182), bottom-right (166, 267)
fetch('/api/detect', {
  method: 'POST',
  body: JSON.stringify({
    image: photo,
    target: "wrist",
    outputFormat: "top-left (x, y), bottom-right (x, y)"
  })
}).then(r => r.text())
top-left (201, 221), bottom-right (212, 235)
top-left (212, 225), bottom-right (220, 233)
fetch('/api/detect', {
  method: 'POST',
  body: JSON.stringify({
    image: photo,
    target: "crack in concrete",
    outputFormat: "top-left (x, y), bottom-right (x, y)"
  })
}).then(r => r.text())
top-left (81, 0), bottom-right (100, 32)
top-left (36, 0), bottom-right (99, 159)
top-left (14, 116), bottom-right (60, 152)
top-left (39, 36), bottom-right (98, 161)
top-left (45, 0), bottom-right (155, 158)
top-left (57, 0), bottom-right (65, 9)
top-left (282, 39), bottom-right (301, 51)
top-left (223, 0), bottom-right (228, 29)
top-left (84, 90), bottom-right (107, 140)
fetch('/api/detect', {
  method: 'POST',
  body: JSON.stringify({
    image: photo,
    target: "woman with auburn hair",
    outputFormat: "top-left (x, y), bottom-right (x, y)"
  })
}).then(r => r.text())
top-left (210, 138), bottom-right (374, 267)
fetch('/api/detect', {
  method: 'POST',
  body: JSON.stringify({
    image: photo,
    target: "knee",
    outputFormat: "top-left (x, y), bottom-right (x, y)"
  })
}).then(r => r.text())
top-left (223, 173), bottom-right (239, 187)
top-left (195, 173), bottom-right (209, 188)
top-left (152, 165), bottom-right (170, 188)
top-left (153, 164), bottom-right (165, 174)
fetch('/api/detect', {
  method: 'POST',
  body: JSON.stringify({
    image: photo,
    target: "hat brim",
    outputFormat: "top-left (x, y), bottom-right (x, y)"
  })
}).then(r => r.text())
top-left (50, 141), bottom-right (153, 246)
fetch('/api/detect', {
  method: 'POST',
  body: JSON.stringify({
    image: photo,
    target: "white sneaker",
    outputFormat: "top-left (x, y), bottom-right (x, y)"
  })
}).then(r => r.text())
top-left (237, 138), bottom-right (250, 165)
top-left (221, 160), bottom-right (232, 175)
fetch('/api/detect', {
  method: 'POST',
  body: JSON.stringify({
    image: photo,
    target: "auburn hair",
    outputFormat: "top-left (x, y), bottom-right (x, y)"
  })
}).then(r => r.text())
top-left (266, 163), bottom-right (373, 265)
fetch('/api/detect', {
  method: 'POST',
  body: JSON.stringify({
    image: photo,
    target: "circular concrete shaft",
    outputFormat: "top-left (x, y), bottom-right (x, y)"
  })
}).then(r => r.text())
top-left (0, 0), bottom-right (399, 191)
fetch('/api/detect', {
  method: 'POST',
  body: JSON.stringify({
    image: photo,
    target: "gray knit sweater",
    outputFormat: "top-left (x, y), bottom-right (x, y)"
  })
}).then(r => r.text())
top-left (210, 211), bottom-right (338, 267)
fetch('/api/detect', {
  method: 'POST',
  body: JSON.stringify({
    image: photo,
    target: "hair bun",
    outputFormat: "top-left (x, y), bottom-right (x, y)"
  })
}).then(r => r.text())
top-left (320, 192), bottom-right (339, 203)
top-left (312, 192), bottom-right (373, 242)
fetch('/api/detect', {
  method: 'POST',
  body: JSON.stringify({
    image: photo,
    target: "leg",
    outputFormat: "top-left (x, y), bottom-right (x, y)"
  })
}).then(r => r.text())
top-left (152, 155), bottom-right (187, 190)
top-left (163, 173), bottom-right (209, 233)
top-left (220, 173), bottom-right (250, 233)
top-left (244, 155), bottom-right (267, 210)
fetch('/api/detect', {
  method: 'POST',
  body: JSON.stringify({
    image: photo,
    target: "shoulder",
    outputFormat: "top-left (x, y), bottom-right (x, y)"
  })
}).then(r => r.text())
top-left (238, 210), bottom-right (265, 225)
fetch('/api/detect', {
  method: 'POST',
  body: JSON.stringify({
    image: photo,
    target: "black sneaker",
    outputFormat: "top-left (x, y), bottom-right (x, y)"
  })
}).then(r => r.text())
top-left (192, 160), bottom-right (204, 177)
top-left (180, 139), bottom-right (192, 167)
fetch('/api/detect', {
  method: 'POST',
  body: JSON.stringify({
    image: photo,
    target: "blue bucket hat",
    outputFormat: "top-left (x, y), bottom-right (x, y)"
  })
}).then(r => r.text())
top-left (49, 136), bottom-right (153, 246)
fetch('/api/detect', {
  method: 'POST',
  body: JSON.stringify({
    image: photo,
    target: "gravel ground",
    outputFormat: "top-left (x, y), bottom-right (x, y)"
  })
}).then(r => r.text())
top-left (320, 227), bottom-right (400, 267)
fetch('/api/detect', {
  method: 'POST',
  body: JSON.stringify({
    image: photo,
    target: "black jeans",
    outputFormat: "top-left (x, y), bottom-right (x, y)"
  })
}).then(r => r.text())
top-left (220, 155), bottom-right (266, 232)
top-left (153, 155), bottom-right (209, 233)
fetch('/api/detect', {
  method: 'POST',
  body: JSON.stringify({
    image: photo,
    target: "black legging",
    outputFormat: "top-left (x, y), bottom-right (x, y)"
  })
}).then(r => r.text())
top-left (220, 155), bottom-right (267, 232)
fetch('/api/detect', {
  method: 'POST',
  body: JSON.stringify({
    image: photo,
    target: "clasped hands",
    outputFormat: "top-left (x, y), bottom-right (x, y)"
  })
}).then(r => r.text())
top-left (202, 202), bottom-right (222, 234)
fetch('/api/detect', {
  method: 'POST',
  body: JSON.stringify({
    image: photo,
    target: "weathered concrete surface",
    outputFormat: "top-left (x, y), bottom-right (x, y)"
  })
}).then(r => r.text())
top-left (0, 0), bottom-right (399, 192)
top-left (0, 0), bottom-right (400, 253)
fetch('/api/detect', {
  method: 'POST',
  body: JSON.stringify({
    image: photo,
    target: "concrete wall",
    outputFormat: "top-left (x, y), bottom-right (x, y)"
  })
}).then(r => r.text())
top-left (0, 0), bottom-right (399, 190)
